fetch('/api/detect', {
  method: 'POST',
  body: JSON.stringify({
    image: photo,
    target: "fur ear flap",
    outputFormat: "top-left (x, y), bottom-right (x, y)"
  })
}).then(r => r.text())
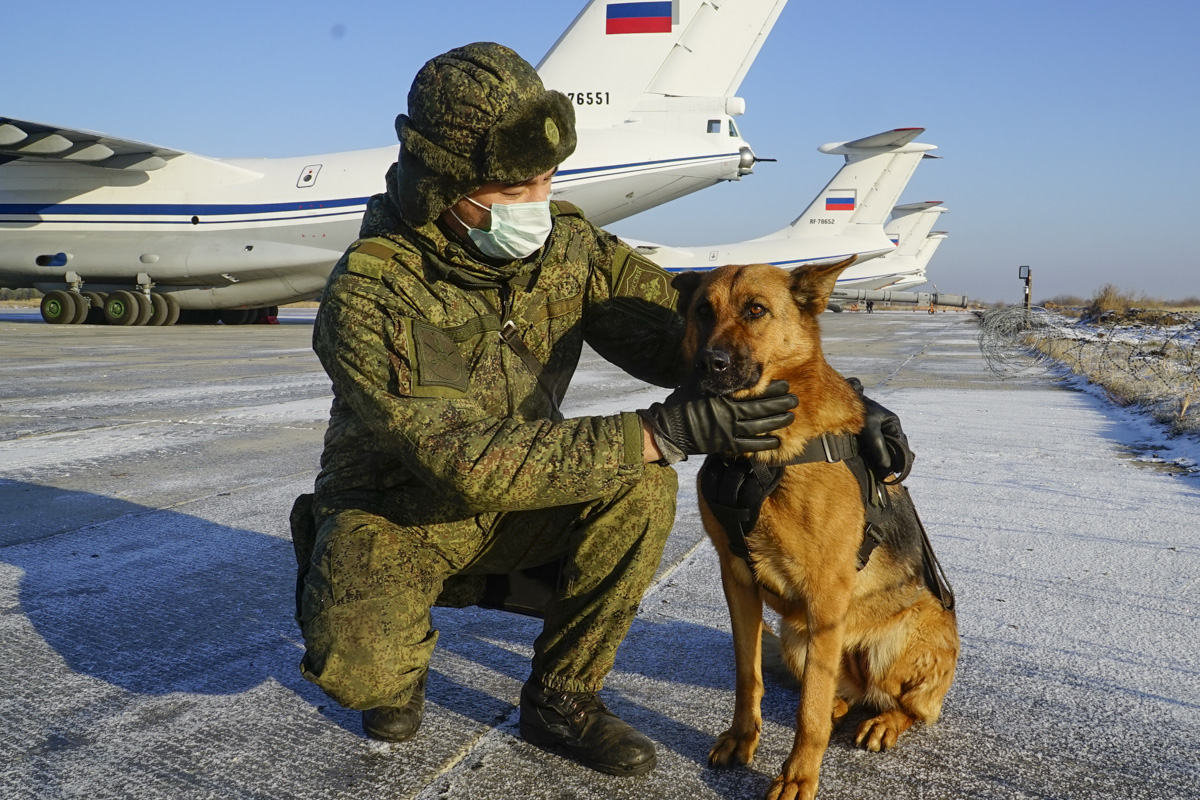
top-left (789, 256), bottom-right (857, 315)
top-left (671, 271), bottom-right (704, 314)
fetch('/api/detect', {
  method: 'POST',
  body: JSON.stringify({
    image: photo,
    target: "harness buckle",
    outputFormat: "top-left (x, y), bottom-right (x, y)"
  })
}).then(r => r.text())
top-left (820, 433), bottom-right (837, 463)
top-left (499, 319), bottom-right (518, 342)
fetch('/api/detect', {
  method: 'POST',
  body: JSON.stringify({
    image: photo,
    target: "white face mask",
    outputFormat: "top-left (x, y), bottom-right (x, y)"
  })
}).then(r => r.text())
top-left (451, 195), bottom-right (552, 260)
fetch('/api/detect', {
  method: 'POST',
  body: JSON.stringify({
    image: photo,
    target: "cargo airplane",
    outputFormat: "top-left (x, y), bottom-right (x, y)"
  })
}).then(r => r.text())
top-left (842, 201), bottom-right (948, 290)
top-left (0, 0), bottom-right (787, 326)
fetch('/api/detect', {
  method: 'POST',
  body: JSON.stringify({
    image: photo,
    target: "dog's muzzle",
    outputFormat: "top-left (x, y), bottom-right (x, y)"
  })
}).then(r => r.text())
top-left (695, 345), bottom-right (761, 397)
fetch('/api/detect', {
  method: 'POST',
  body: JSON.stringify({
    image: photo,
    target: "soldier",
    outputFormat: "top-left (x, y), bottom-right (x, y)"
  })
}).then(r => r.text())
top-left (289, 42), bottom-right (798, 778)
top-left (291, 42), bottom-right (904, 778)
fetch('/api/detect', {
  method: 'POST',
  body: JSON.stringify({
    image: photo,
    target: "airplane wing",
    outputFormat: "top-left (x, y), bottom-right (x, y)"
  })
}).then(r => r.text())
top-left (0, 117), bottom-right (184, 171)
top-left (537, 0), bottom-right (789, 124)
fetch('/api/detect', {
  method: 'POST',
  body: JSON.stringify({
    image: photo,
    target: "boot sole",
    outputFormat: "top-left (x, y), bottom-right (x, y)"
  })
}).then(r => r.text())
top-left (519, 721), bottom-right (657, 777)
top-left (363, 723), bottom-right (420, 743)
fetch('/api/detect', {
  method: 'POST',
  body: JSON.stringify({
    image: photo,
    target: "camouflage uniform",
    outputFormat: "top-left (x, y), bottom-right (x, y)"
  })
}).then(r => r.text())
top-left (296, 152), bottom-right (687, 709)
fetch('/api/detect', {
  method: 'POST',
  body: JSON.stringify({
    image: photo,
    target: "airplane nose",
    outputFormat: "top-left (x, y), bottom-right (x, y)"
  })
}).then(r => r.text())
top-left (698, 347), bottom-right (731, 375)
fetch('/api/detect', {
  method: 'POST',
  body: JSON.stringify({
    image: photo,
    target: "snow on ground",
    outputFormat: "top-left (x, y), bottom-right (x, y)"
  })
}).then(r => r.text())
top-left (0, 310), bottom-right (1197, 799)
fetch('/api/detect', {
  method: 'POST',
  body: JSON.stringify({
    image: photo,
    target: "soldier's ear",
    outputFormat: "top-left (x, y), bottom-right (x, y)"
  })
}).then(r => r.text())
top-left (671, 271), bottom-right (704, 316)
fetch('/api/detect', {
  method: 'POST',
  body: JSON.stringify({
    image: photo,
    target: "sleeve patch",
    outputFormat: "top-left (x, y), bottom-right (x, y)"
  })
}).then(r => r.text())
top-left (412, 320), bottom-right (470, 393)
top-left (616, 253), bottom-right (677, 308)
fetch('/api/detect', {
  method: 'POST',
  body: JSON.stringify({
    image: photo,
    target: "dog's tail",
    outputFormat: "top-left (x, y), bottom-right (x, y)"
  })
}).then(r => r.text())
top-left (761, 624), bottom-right (799, 689)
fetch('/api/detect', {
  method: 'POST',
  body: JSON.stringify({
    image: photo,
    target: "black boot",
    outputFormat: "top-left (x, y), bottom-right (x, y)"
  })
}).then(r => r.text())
top-left (519, 679), bottom-right (656, 776)
top-left (362, 671), bottom-right (426, 743)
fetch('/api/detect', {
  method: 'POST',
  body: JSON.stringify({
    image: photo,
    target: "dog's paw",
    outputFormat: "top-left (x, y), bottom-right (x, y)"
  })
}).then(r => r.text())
top-left (854, 709), bottom-right (913, 752)
top-left (708, 729), bottom-right (758, 768)
top-left (765, 774), bottom-right (818, 800)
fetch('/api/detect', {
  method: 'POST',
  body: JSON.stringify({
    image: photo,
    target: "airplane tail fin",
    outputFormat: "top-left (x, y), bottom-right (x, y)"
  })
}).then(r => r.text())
top-left (912, 230), bottom-right (949, 272)
top-left (885, 202), bottom-right (947, 257)
top-left (537, 0), bottom-right (789, 125)
top-left (758, 128), bottom-right (937, 241)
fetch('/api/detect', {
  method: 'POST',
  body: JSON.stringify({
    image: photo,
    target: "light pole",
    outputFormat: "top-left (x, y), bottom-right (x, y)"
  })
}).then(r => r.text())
top-left (1018, 265), bottom-right (1032, 312)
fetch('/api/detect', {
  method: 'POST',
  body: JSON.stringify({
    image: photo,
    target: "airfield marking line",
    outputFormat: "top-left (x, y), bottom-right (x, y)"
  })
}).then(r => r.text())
top-left (641, 535), bottom-right (711, 602)
top-left (0, 420), bottom-right (152, 443)
top-left (410, 724), bottom-right (516, 800)
top-left (876, 319), bottom-right (954, 389)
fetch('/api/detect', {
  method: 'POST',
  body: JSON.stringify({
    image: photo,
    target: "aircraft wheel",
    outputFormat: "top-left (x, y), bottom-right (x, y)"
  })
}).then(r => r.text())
top-left (147, 293), bottom-right (171, 326)
top-left (219, 308), bottom-right (252, 325)
top-left (81, 291), bottom-right (107, 324)
top-left (68, 292), bottom-right (90, 324)
top-left (40, 290), bottom-right (78, 324)
top-left (131, 292), bottom-right (154, 326)
top-left (104, 291), bottom-right (140, 326)
top-left (161, 294), bottom-right (181, 326)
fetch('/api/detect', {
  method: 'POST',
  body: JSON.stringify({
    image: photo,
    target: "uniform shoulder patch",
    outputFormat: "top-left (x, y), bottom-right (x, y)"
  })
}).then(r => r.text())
top-left (346, 240), bottom-right (400, 280)
top-left (550, 200), bottom-right (585, 219)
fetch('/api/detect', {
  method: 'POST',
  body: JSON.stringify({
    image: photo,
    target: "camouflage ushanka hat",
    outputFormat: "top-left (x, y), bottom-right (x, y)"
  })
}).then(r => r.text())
top-left (395, 42), bottom-right (577, 225)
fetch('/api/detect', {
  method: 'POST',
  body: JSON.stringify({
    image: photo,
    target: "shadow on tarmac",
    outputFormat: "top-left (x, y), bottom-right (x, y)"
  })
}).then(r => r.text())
top-left (2, 482), bottom-right (798, 776)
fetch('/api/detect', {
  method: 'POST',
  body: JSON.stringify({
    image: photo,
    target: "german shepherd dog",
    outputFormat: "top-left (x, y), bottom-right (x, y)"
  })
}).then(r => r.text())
top-left (671, 260), bottom-right (959, 800)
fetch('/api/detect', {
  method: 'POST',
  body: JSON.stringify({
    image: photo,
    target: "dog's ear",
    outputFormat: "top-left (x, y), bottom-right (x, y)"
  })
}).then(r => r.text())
top-left (789, 256), bottom-right (857, 315)
top-left (671, 271), bottom-right (704, 314)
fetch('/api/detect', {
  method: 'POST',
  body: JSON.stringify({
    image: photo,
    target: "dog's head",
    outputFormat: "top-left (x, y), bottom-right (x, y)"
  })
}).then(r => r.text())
top-left (671, 257), bottom-right (856, 398)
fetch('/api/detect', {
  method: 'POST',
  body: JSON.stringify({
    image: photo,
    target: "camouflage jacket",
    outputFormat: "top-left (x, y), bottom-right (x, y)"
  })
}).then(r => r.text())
top-left (312, 201), bottom-right (686, 519)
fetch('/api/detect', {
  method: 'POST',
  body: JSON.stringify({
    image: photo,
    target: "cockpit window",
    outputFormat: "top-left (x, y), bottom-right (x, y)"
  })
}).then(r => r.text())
top-left (729, 119), bottom-right (740, 138)
top-left (707, 119), bottom-right (722, 134)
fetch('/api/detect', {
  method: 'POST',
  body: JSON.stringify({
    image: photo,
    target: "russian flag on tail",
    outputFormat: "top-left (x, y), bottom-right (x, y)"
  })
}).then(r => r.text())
top-left (825, 192), bottom-right (856, 211)
top-left (606, 2), bottom-right (673, 34)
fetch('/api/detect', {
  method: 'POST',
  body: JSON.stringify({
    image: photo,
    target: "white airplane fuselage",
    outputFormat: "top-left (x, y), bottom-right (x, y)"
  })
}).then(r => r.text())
top-left (0, 122), bottom-right (751, 309)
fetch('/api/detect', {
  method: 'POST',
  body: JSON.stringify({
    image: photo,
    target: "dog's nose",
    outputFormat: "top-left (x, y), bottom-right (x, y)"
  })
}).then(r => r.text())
top-left (698, 348), bottom-right (731, 375)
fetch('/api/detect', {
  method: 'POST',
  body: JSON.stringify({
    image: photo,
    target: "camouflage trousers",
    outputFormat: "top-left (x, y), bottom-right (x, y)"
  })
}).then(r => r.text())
top-left (294, 464), bottom-right (677, 711)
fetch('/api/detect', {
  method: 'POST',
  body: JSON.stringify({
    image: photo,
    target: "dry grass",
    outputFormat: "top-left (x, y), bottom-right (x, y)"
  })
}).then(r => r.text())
top-left (1030, 331), bottom-right (1199, 435)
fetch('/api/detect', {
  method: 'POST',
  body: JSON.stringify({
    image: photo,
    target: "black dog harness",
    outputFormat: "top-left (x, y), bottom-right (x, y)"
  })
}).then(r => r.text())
top-left (699, 432), bottom-right (892, 571)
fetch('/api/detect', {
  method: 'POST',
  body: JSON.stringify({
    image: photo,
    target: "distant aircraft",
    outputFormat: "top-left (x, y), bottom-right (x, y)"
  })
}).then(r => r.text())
top-left (625, 128), bottom-right (938, 276)
top-left (0, 0), bottom-right (787, 326)
top-left (838, 201), bottom-right (948, 290)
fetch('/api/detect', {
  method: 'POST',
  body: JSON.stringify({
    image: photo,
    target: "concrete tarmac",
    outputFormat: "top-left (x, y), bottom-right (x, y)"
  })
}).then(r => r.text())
top-left (1, 308), bottom-right (1196, 800)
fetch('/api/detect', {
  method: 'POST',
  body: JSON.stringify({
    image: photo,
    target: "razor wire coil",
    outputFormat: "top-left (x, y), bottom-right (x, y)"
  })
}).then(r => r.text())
top-left (979, 306), bottom-right (1199, 432)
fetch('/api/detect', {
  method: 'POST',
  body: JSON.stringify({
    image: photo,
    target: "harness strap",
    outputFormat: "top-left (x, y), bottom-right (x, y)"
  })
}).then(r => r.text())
top-left (499, 320), bottom-right (564, 423)
top-left (899, 484), bottom-right (956, 610)
top-left (700, 432), bottom-right (885, 569)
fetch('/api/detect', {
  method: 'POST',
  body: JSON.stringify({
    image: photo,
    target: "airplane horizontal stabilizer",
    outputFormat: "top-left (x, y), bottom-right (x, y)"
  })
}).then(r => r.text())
top-left (841, 127), bottom-right (924, 150)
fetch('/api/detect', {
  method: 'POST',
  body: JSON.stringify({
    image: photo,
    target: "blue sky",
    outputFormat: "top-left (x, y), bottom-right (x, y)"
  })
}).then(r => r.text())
top-left (6, 0), bottom-right (1199, 303)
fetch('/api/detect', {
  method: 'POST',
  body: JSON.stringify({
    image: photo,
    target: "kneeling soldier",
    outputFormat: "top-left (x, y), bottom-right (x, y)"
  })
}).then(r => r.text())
top-left (292, 42), bottom-right (801, 776)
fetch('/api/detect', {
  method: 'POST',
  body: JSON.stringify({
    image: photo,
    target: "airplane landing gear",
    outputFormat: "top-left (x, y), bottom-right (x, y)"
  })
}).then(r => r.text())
top-left (40, 290), bottom-right (78, 324)
top-left (104, 291), bottom-right (140, 326)
top-left (81, 291), bottom-right (107, 324)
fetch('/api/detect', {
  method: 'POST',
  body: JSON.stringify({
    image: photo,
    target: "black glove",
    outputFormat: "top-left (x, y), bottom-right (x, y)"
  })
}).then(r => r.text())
top-left (847, 377), bottom-right (914, 482)
top-left (638, 380), bottom-right (798, 461)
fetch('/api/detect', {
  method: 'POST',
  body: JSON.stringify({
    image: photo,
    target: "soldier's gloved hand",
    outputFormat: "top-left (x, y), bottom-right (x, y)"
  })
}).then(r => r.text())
top-left (638, 380), bottom-right (798, 463)
top-left (847, 377), bottom-right (914, 482)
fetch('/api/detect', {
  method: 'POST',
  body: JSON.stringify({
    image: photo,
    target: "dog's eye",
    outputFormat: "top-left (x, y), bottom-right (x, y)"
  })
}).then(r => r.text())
top-left (745, 303), bottom-right (767, 319)
top-left (697, 301), bottom-right (714, 321)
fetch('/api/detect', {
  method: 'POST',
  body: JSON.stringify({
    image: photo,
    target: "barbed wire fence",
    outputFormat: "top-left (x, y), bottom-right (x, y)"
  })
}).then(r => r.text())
top-left (979, 306), bottom-right (1200, 436)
